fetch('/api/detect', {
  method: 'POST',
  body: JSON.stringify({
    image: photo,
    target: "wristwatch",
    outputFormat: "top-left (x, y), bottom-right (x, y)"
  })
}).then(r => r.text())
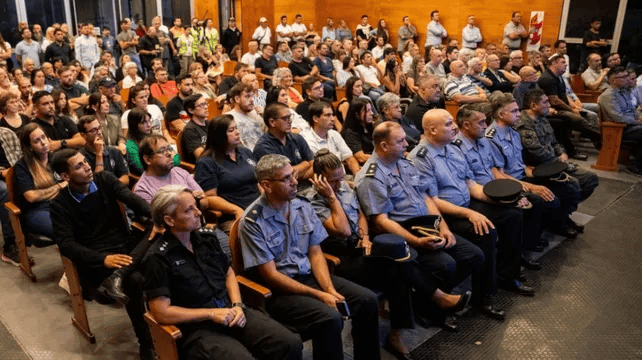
top-left (232, 302), bottom-right (246, 310)
top-left (61, 139), bottom-right (67, 148)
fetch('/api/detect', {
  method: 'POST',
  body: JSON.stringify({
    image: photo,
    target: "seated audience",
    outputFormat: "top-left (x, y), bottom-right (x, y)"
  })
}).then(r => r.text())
top-left (336, 56), bottom-right (359, 88)
top-left (301, 101), bottom-right (360, 175)
top-left (241, 73), bottom-right (267, 115)
top-left (164, 74), bottom-right (194, 136)
top-left (382, 59), bottom-right (410, 98)
top-left (444, 60), bottom-right (488, 104)
top-left (194, 115), bottom-right (261, 232)
top-left (406, 75), bottom-right (444, 132)
top-left (466, 57), bottom-right (492, 96)
top-left (341, 98), bottom-right (374, 164)
top-left (499, 56), bottom-right (521, 84)
top-left (272, 67), bottom-right (304, 108)
top-left (85, 92), bottom-right (126, 154)
top-left (289, 45), bottom-right (335, 100)
top-left (149, 67), bottom-right (178, 102)
top-left (31, 69), bottom-right (53, 93)
top-left (51, 87), bottom-right (79, 123)
top-left (255, 43), bottom-right (278, 89)
top-left (32, 90), bottom-right (84, 149)
top-left (407, 56), bottom-right (428, 94)
top-left (126, 108), bottom-right (179, 175)
top-left (483, 54), bottom-right (513, 93)
top-left (239, 154), bottom-right (381, 360)
top-left (356, 51), bottom-right (385, 103)
top-left (0, 89), bottom-right (30, 133)
top-left (191, 69), bottom-right (217, 99)
top-left (225, 83), bottom-right (266, 151)
top-left (0, 127), bottom-right (23, 266)
top-left (50, 148), bottom-right (154, 360)
top-left (265, 86), bottom-right (309, 132)
top-left (377, 92), bottom-right (420, 149)
top-left (77, 115), bottom-right (129, 185)
top-left (144, 185), bottom-right (303, 360)
top-left (582, 53), bottom-right (609, 92)
top-left (121, 83), bottom-right (171, 142)
top-left (218, 62), bottom-right (250, 99)
top-left (14, 123), bottom-right (67, 239)
top-left (122, 62), bottom-right (142, 89)
top-left (295, 77), bottom-right (330, 123)
top-left (598, 66), bottom-right (642, 176)
top-left (180, 94), bottom-right (210, 164)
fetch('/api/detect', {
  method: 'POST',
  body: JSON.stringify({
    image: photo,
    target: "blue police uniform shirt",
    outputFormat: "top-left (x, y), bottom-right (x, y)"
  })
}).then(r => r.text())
top-left (408, 139), bottom-right (473, 208)
top-left (454, 133), bottom-right (502, 186)
top-left (486, 122), bottom-right (526, 180)
top-left (253, 132), bottom-right (314, 165)
top-left (239, 195), bottom-right (328, 278)
top-left (304, 181), bottom-right (361, 235)
top-left (354, 152), bottom-right (429, 223)
top-left (194, 147), bottom-right (260, 209)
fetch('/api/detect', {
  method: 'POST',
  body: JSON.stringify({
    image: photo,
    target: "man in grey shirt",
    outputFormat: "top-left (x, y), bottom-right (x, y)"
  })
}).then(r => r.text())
top-left (502, 12), bottom-right (528, 51)
top-left (116, 19), bottom-right (142, 73)
top-left (397, 16), bottom-right (417, 54)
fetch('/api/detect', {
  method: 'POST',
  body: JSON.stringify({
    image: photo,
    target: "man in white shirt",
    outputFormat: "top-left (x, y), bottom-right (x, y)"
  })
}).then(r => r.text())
top-left (251, 18), bottom-right (272, 48)
top-left (75, 23), bottom-right (100, 70)
top-left (240, 40), bottom-right (262, 70)
top-left (301, 101), bottom-right (360, 175)
top-left (225, 83), bottom-right (266, 150)
top-left (581, 53), bottom-right (609, 92)
top-left (554, 40), bottom-right (571, 80)
top-left (356, 51), bottom-right (385, 103)
top-left (425, 11), bottom-right (448, 47)
top-left (290, 14), bottom-right (307, 42)
top-left (276, 15), bottom-right (293, 44)
top-left (371, 37), bottom-right (386, 61)
top-left (462, 15), bottom-right (483, 50)
top-left (502, 12), bottom-right (528, 52)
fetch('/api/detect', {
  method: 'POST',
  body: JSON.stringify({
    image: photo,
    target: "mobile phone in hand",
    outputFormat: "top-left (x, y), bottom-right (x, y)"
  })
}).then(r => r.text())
top-left (336, 300), bottom-right (351, 318)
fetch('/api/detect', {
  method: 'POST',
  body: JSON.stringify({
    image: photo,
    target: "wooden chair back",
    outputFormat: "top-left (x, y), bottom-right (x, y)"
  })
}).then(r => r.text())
top-left (445, 100), bottom-right (460, 120)
top-left (144, 313), bottom-right (181, 360)
top-left (293, 81), bottom-right (303, 93)
top-left (61, 255), bottom-right (96, 343)
top-left (208, 98), bottom-right (222, 119)
top-left (278, 61), bottom-right (289, 68)
top-left (223, 60), bottom-right (237, 76)
top-left (335, 87), bottom-right (346, 101)
top-left (4, 166), bottom-right (36, 281)
top-left (175, 129), bottom-right (185, 160)
top-left (591, 104), bottom-right (627, 172)
top-left (228, 218), bottom-right (244, 274)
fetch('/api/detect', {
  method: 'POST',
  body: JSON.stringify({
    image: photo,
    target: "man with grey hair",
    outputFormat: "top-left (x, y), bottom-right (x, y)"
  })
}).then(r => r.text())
top-left (581, 53), bottom-right (609, 92)
top-left (466, 57), bottom-right (492, 96)
top-left (426, 48), bottom-right (446, 83)
top-left (483, 54), bottom-right (513, 93)
top-left (239, 154), bottom-right (381, 360)
top-left (406, 74), bottom-right (445, 131)
top-left (509, 50), bottom-right (524, 73)
top-left (377, 92), bottom-right (421, 148)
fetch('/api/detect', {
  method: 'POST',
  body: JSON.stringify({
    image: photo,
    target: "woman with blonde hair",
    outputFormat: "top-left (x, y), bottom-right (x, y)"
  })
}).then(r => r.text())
top-left (41, 27), bottom-right (55, 52)
top-left (0, 88), bottom-right (30, 132)
top-left (191, 69), bottom-right (217, 99)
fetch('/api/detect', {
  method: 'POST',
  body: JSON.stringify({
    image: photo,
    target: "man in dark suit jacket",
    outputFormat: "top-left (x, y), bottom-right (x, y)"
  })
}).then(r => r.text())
top-left (483, 55), bottom-right (513, 93)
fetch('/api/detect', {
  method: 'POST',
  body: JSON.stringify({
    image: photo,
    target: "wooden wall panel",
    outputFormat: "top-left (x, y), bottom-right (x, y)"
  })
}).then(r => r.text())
top-left (193, 0), bottom-right (218, 27)
top-left (238, 0), bottom-right (275, 50)
top-left (273, 1), bottom-right (316, 35)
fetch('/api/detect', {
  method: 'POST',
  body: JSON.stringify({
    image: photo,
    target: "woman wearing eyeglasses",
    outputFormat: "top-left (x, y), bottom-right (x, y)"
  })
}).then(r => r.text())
top-left (126, 108), bottom-right (179, 175)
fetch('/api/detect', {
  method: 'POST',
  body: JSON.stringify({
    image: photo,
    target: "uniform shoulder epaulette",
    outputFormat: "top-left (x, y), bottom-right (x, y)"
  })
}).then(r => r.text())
top-left (296, 194), bottom-right (312, 203)
top-left (198, 227), bottom-right (214, 234)
top-left (485, 128), bottom-right (496, 139)
top-left (451, 139), bottom-right (463, 147)
top-left (244, 204), bottom-right (263, 223)
top-left (416, 146), bottom-right (428, 157)
top-left (156, 240), bottom-right (170, 254)
top-left (365, 163), bottom-right (378, 177)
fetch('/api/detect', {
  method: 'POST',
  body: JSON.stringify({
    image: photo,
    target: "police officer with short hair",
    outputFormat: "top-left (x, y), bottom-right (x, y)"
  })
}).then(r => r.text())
top-left (516, 88), bottom-right (598, 233)
top-left (145, 185), bottom-right (303, 360)
top-left (239, 154), bottom-right (381, 360)
top-left (354, 122), bottom-right (505, 326)
top-left (408, 109), bottom-right (536, 297)
top-left (485, 95), bottom-right (582, 239)
top-left (455, 103), bottom-right (549, 253)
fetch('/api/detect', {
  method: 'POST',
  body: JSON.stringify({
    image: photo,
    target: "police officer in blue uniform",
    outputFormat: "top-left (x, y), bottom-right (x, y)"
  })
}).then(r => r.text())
top-left (455, 102), bottom-right (549, 253)
top-left (408, 109), bottom-right (535, 297)
top-left (485, 94), bottom-right (582, 238)
top-left (516, 89), bottom-right (598, 234)
top-left (354, 122), bottom-right (505, 326)
top-left (239, 154), bottom-right (381, 360)
top-left (253, 103), bottom-right (314, 189)
top-left (144, 185), bottom-right (303, 360)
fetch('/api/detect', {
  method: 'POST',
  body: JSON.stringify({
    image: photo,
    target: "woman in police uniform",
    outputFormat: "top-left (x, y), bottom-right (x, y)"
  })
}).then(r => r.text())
top-left (144, 185), bottom-right (302, 360)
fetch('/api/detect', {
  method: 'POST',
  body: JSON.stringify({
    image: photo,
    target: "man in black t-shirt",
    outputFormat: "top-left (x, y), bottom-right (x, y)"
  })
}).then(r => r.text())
top-left (181, 94), bottom-right (210, 164)
top-left (580, 19), bottom-right (609, 72)
top-left (138, 27), bottom-right (161, 74)
top-left (289, 45), bottom-right (335, 99)
top-left (165, 74), bottom-right (194, 133)
top-left (218, 62), bottom-right (251, 100)
top-left (255, 43), bottom-right (278, 89)
top-left (31, 91), bottom-right (85, 151)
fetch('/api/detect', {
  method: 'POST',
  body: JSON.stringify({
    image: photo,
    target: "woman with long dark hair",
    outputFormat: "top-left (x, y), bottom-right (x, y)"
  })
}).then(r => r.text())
top-left (194, 114), bottom-right (260, 232)
top-left (382, 59), bottom-right (410, 98)
top-left (51, 88), bottom-right (78, 123)
top-left (265, 86), bottom-right (308, 132)
top-left (120, 83), bottom-right (170, 142)
top-left (125, 108), bottom-right (179, 175)
top-left (341, 97), bottom-right (374, 164)
top-left (14, 123), bottom-right (66, 238)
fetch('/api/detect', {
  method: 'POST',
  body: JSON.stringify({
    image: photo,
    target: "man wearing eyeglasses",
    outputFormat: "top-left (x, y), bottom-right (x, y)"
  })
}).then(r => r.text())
top-left (78, 115), bottom-right (129, 185)
top-left (180, 94), bottom-right (210, 164)
top-left (239, 154), bottom-right (381, 360)
top-left (254, 103), bottom-right (314, 189)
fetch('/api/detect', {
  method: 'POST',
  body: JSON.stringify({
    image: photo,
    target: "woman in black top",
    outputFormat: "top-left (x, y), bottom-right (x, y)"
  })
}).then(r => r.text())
top-left (341, 97), bottom-right (374, 164)
top-left (0, 89), bottom-right (30, 133)
top-left (14, 123), bottom-right (67, 238)
top-left (382, 59), bottom-right (410, 99)
top-left (194, 115), bottom-right (260, 232)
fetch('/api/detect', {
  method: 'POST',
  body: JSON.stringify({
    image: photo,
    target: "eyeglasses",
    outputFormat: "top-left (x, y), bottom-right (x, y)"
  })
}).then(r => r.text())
top-left (195, 102), bottom-right (209, 108)
top-left (152, 147), bottom-right (174, 156)
top-left (86, 127), bottom-right (101, 135)
top-left (268, 170), bottom-right (298, 183)
top-left (275, 114), bottom-right (292, 121)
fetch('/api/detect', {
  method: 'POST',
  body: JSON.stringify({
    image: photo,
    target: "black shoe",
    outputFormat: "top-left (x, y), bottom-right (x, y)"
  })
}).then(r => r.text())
top-left (476, 305), bottom-right (506, 320)
top-left (521, 257), bottom-right (542, 270)
top-left (499, 278), bottom-right (535, 297)
top-left (567, 218), bottom-right (585, 233)
top-left (571, 152), bottom-right (588, 161)
top-left (445, 290), bottom-right (472, 313)
top-left (624, 166), bottom-right (642, 177)
top-left (97, 269), bottom-right (130, 305)
top-left (2, 246), bottom-right (35, 267)
top-left (555, 227), bottom-right (579, 239)
top-left (518, 271), bottom-right (526, 282)
top-left (441, 315), bottom-right (459, 332)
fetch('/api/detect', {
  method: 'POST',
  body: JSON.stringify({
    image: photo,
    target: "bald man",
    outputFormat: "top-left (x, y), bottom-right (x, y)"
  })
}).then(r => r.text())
top-left (408, 109), bottom-right (534, 298)
top-left (444, 60), bottom-right (488, 104)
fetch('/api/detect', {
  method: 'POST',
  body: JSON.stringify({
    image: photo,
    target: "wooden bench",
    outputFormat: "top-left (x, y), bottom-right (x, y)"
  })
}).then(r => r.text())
top-left (592, 105), bottom-right (631, 172)
top-left (445, 100), bottom-right (460, 120)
